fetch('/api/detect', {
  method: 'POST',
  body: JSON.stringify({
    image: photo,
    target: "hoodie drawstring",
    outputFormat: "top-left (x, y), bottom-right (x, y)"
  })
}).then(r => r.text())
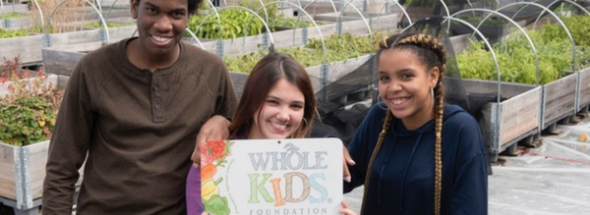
top-left (399, 133), bottom-right (424, 212)
top-left (377, 136), bottom-right (397, 205)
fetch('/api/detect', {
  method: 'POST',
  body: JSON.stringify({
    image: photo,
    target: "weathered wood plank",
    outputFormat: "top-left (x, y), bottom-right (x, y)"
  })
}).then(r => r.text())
top-left (461, 79), bottom-right (535, 98)
top-left (314, 13), bottom-right (363, 22)
top-left (268, 23), bottom-right (338, 50)
top-left (43, 39), bottom-right (214, 77)
top-left (544, 94), bottom-right (576, 124)
top-left (0, 3), bottom-right (29, 13)
top-left (307, 54), bottom-right (373, 93)
top-left (43, 42), bottom-right (103, 76)
top-left (221, 22), bottom-right (339, 56)
top-left (3, 17), bottom-right (35, 29)
top-left (449, 34), bottom-right (471, 54)
top-left (0, 34), bottom-right (44, 64)
top-left (578, 67), bottom-right (590, 108)
top-left (340, 12), bottom-right (398, 33)
top-left (297, 0), bottom-right (363, 15)
top-left (57, 75), bottom-right (70, 90)
top-left (543, 73), bottom-right (577, 126)
top-left (0, 138), bottom-right (84, 203)
top-left (0, 25), bottom-right (135, 64)
top-left (313, 12), bottom-right (398, 35)
top-left (229, 72), bottom-right (249, 99)
top-left (499, 87), bottom-right (541, 145)
top-left (186, 39), bottom-right (218, 55)
top-left (24, 141), bottom-right (50, 199)
top-left (49, 26), bottom-right (135, 45)
top-left (0, 143), bottom-right (17, 200)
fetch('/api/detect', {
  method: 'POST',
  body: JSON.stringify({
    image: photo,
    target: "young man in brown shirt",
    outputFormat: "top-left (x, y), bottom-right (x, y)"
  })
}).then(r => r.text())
top-left (41, 0), bottom-right (237, 214)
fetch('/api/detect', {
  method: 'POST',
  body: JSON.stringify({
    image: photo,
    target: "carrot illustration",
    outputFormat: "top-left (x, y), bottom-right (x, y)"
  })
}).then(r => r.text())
top-left (201, 164), bottom-right (217, 180)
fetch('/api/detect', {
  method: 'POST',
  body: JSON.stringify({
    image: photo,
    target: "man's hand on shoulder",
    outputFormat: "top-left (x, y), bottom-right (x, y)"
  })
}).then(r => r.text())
top-left (192, 115), bottom-right (231, 167)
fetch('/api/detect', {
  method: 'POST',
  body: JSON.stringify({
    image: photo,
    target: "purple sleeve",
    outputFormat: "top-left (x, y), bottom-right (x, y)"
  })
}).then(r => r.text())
top-left (186, 165), bottom-right (203, 215)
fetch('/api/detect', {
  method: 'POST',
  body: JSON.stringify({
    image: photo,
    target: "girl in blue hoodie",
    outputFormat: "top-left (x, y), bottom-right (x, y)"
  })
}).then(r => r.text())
top-left (343, 33), bottom-right (488, 215)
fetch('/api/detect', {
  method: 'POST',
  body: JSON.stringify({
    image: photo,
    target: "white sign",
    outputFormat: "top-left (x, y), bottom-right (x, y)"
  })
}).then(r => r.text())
top-left (201, 138), bottom-right (343, 215)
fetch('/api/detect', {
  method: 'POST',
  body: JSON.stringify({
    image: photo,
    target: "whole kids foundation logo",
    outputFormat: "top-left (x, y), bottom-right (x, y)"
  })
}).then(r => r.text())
top-left (201, 139), bottom-right (343, 215)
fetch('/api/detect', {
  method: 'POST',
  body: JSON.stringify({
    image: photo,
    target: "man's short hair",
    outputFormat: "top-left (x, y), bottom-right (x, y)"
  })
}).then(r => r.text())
top-left (133, 0), bottom-right (203, 15)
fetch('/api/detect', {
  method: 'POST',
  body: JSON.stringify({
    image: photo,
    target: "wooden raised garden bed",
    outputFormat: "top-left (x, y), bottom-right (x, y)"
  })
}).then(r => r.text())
top-left (313, 12), bottom-right (398, 35)
top-left (0, 25), bottom-right (137, 65)
top-left (217, 22), bottom-right (337, 57)
top-left (1, 15), bottom-right (35, 30)
top-left (0, 3), bottom-right (29, 14)
top-left (0, 74), bottom-right (83, 215)
top-left (462, 79), bottom-right (541, 162)
top-left (43, 38), bottom-right (221, 77)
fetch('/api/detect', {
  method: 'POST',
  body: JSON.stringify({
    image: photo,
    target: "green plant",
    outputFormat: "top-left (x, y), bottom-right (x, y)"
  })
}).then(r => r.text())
top-left (0, 58), bottom-right (63, 146)
top-left (456, 40), bottom-right (498, 81)
top-left (538, 16), bottom-right (590, 68)
top-left (457, 22), bottom-right (588, 85)
top-left (0, 12), bottom-right (25, 19)
top-left (0, 28), bottom-right (29, 38)
top-left (225, 32), bottom-right (390, 73)
top-left (83, 22), bottom-right (133, 29)
top-left (305, 32), bottom-right (387, 56)
top-left (268, 14), bottom-right (316, 28)
top-left (225, 47), bottom-right (342, 73)
top-left (187, 8), bottom-right (264, 39)
top-left (559, 16), bottom-right (590, 47)
top-left (187, 0), bottom-right (281, 39)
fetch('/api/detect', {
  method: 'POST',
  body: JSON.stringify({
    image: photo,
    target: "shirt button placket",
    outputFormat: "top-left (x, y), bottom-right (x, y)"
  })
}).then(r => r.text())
top-left (152, 75), bottom-right (165, 122)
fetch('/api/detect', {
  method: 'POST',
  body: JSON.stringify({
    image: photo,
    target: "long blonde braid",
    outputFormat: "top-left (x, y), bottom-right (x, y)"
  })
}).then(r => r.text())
top-left (361, 34), bottom-right (446, 215)
top-left (359, 111), bottom-right (393, 215)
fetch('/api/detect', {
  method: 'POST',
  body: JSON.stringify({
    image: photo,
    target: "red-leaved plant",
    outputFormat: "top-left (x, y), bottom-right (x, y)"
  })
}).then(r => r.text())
top-left (0, 56), bottom-right (64, 146)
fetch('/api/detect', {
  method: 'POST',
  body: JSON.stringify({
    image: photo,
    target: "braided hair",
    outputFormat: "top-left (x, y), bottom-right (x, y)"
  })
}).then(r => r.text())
top-left (360, 33), bottom-right (447, 215)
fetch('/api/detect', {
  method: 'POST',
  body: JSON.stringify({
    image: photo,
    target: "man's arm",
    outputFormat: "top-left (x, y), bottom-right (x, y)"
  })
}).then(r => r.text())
top-left (42, 66), bottom-right (95, 215)
top-left (191, 62), bottom-right (238, 166)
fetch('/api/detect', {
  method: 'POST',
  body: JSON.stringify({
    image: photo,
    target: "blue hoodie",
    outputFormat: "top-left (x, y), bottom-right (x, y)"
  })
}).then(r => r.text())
top-left (344, 103), bottom-right (488, 215)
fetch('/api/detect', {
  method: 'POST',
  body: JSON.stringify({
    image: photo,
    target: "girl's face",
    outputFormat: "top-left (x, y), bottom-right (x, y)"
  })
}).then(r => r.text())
top-left (249, 78), bottom-right (305, 139)
top-left (378, 48), bottom-right (439, 126)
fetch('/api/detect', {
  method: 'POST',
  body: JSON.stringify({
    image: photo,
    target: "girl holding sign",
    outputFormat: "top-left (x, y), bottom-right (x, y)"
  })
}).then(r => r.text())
top-left (343, 33), bottom-right (488, 215)
top-left (187, 51), bottom-right (356, 215)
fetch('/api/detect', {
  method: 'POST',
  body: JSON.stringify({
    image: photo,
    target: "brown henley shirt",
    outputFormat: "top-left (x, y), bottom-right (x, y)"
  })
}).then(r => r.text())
top-left (42, 38), bottom-right (238, 215)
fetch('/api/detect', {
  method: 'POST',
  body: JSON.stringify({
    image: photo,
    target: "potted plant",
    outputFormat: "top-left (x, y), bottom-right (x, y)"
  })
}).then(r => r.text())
top-left (0, 56), bottom-right (68, 214)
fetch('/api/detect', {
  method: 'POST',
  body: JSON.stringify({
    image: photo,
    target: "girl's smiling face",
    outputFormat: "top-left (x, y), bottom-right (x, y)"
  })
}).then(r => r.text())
top-left (249, 78), bottom-right (305, 139)
top-left (378, 48), bottom-right (439, 128)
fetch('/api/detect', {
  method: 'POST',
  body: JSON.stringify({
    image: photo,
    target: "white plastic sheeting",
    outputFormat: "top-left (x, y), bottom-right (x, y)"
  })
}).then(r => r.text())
top-left (490, 117), bottom-right (590, 215)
